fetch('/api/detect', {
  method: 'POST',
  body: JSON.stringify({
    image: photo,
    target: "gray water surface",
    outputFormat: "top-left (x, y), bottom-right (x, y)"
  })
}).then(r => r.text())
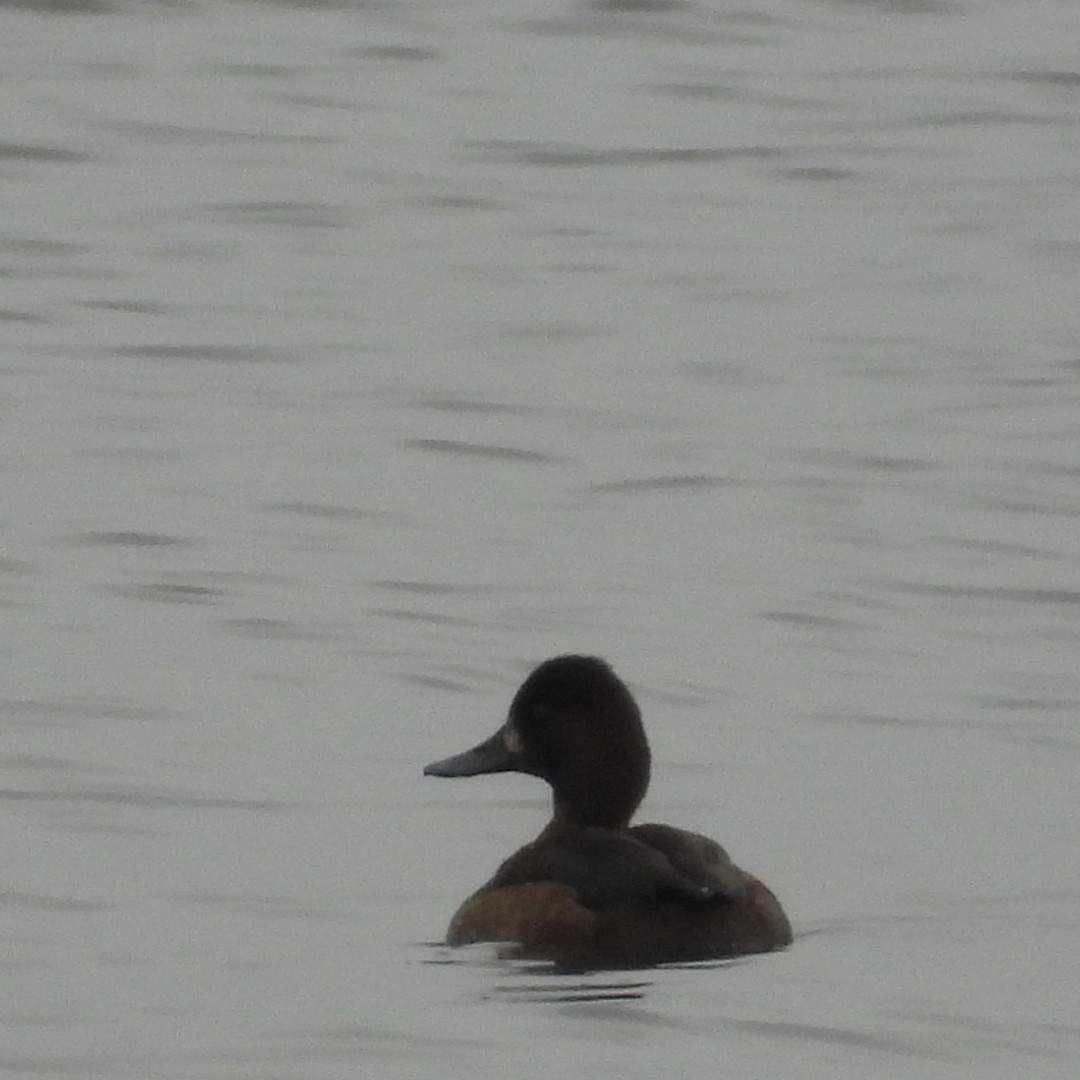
top-left (2, 0), bottom-right (1079, 1076)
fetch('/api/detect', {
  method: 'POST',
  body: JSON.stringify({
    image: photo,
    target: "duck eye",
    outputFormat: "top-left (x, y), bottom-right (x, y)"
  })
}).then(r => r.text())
top-left (503, 725), bottom-right (522, 754)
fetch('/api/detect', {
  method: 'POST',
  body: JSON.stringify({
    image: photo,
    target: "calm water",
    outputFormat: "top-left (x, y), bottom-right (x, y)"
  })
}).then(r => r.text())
top-left (2, 0), bottom-right (1079, 1075)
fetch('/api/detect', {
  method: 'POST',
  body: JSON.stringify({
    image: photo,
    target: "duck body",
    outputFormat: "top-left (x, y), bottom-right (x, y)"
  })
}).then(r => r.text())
top-left (424, 655), bottom-right (791, 971)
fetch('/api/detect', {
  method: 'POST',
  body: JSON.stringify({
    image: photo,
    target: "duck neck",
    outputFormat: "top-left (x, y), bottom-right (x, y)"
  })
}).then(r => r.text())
top-left (549, 763), bottom-right (649, 831)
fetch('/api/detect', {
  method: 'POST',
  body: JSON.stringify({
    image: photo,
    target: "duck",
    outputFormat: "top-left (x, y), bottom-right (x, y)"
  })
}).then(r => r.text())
top-left (423, 655), bottom-right (792, 970)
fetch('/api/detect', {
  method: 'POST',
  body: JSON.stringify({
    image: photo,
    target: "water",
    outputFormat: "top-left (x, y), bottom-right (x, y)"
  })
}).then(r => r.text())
top-left (2, 0), bottom-right (1079, 1075)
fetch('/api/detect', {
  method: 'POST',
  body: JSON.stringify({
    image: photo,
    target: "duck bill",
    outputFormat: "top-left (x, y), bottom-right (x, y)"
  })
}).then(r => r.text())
top-left (423, 726), bottom-right (521, 777)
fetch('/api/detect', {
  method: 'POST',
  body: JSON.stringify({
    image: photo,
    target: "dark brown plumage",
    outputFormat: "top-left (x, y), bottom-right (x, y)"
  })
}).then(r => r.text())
top-left (424, 655), bottom-right (791, 971)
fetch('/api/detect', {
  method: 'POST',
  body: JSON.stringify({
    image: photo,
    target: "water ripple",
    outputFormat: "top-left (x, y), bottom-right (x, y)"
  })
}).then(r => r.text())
top-left (0, 142), bottom-right (90, 162)
top-left (885, 583), bottom-right (1080, 606)
top-left (469, 141), bottom-right (784, 168)
top-left (70, 531), bottom-right (191, 548)
top-left (586, 475), bottom-right (740, 494)
top-left (0, 0), bottom-right (112, 10)
top-left (726, 1018), bottom-right (951, 1060)
top-left (266, 501), bottom-right (393, 521)
top-left (1009, 70), bottom-right (1080, 88)
top-left (0, 786), bottom-right (291, 810)
top-left (405, 439), bottom-right (563, 464)
top-left (0, 698), bottom-right (172, 725)
top-left (110, 582), bottom-right (225, 605)
top-left (110, 344), bottom-right (285, 363)
top-left (196, 201), bottom-right (353, 228)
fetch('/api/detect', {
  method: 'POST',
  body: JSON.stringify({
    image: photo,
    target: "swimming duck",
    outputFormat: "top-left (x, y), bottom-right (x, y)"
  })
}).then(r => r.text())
top-left (424, 655), bottom-right (792, 970)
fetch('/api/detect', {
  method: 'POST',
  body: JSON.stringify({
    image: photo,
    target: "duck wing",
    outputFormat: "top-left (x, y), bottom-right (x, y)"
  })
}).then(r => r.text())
top-left (489, 828), bottom-right (714, 908)
top-left (630, 823), bottom-right (748, 902)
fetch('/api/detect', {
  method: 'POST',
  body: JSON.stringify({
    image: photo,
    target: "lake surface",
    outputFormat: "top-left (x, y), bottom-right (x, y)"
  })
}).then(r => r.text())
top-left (2, 0), bottom-right (1079, 1075)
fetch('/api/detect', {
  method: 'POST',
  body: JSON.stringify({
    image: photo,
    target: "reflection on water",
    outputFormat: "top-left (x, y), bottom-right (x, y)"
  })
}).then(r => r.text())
top-left (2, 0), bottom-right (1080, 1076)
top-left (423, 944), bottom-right (656, 1001)
top-left (488, 978), bottom-right (652, 1004)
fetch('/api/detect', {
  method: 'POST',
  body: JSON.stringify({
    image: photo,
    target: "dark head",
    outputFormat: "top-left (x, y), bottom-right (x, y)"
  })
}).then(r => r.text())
top-left (424, 655), bottom-right (651, 829)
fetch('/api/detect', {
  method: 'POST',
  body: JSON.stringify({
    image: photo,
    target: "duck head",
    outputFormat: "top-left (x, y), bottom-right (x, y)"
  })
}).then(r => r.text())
top-left (424, 655), bottom-right (651, 829)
